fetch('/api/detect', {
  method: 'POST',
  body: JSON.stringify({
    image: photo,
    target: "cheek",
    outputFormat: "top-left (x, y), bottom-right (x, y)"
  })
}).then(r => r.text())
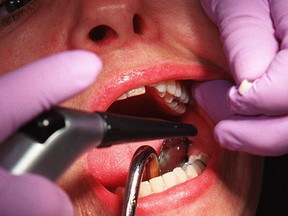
top-left (0, 33), bottom-right (68, 75)
top-left (153, 1), bottom-right (229, 74)
top-left (0, 8), bottom-right (72, 74)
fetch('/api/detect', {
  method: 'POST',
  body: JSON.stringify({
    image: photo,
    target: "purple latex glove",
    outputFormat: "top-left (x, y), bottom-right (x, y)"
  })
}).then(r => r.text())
top-left (193, 0), bottom-right (288, 155)
top-left (193, 80), bottom-right (288, 156)
top-left (0, 50), bottom-right (102, 215)
top-left (200, 0), bottom-right (288, 116)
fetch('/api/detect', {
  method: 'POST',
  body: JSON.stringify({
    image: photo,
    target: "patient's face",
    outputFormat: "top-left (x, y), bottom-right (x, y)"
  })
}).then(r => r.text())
top-left (0, 0), bottom-right (263, 215)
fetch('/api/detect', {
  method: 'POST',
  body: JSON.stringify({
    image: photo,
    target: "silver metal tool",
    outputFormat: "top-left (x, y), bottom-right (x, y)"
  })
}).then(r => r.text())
top-left (0, 107), bottom-right (197, 181)
top-left (122, 145), bottom-right (159, 216)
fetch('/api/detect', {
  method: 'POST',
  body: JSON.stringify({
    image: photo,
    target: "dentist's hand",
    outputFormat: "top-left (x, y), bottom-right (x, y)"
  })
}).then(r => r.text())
top-left (193, 80), bottom-right (288, 156)
top-left (195, 0), bottom-right (288, 155)
top-left (200, 0), bottom-right (288, 115)
top-left (0, 50), bottom-right (102, 215)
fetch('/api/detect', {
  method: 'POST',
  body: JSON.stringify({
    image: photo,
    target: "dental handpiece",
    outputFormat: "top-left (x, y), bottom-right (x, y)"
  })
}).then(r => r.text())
top-left (0, 107), bottom-right (197, 181)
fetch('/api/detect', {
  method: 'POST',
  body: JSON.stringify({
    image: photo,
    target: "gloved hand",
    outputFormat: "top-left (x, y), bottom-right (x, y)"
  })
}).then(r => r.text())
top-left (0, 50), bottom-right (102, 215)
top-left (193, 80), bottom-right (288, 156)
top-left (193, 0), bottom-right (288, 156)
top-left (200, 0), bottom-right (288, 115)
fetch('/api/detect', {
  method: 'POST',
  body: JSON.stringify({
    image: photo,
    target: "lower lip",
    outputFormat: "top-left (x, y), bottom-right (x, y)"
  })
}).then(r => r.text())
top-left (87, 107), bottom-right (220, 215)
top-left (88, 150), bottom-right (219, 215)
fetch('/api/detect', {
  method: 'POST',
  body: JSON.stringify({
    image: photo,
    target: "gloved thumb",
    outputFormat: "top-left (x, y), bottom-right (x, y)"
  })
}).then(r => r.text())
top-left (0, 50), bottom-right (102, 143)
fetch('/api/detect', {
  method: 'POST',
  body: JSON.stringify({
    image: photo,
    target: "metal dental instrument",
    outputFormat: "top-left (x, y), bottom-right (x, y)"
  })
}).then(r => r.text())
top-left (0, 107), bottom-right (197, 181)
top-left (158, 137), bottom-right (190, 175)
top-left (122, 145), bottom-right (159, 216)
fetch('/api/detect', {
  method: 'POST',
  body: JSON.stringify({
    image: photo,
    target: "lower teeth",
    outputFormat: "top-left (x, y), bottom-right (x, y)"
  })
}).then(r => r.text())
top-left (115, 152), bottom-right (209, 198)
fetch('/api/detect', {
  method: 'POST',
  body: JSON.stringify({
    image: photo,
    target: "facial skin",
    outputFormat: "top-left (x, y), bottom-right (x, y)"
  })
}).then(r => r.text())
top-left (0, 0), bottom-right (263, 215)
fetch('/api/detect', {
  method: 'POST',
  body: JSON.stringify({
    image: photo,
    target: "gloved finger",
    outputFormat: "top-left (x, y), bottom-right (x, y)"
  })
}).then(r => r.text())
top-left (215, 115), bottom-right (288, 156)
top-left (200, 0), bottom-right (278, 84)
top-left (0, 168), bottom-right (73, 216)
top-left (270, 0), bottom-right (288, 50)
top-left (229, 1), bottom-right (288, 116)
top-left (192, 80), bottom-right (234, 123)
top-left (0, 50), bottom-right (102, 143)
top-left (192, 80), bottom-right (288, 156)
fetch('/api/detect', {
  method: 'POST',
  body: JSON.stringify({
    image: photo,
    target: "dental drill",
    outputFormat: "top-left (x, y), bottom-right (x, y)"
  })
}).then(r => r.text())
top-left (0, 107), bottom-right (197, 181)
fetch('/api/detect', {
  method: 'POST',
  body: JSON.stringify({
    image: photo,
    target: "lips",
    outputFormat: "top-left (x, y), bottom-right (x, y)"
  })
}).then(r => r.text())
top-left (82, 63), bottom-right (227, 215)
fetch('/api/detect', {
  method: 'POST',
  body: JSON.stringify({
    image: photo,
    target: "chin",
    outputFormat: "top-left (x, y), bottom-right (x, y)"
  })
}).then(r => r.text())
top-left (58, 62), bottom-right (263, 216)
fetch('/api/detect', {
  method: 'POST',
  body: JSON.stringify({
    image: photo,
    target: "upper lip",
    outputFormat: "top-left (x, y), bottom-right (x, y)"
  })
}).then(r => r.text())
top-left (89, 62), bottom-right (229, 111)
top-left (86, 62), bottom-right (227, 214)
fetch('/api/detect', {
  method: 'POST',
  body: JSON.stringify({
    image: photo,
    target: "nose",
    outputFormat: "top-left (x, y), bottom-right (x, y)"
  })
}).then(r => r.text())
top-left (70, 1), bottom-right (158, 52)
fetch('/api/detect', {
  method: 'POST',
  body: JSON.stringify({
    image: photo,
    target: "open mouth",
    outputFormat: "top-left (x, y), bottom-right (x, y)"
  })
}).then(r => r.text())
top-left (109, 80), bottom-right (211, 197)
top-left (109, 80), bottom-right (191, 118)
top-left (86, 63), bottom-right (226, 215)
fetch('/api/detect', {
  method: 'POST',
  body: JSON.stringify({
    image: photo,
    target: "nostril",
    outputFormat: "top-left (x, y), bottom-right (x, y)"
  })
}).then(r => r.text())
top-left (133, 14), bottom-right (144, 35)
top-left (89, 14), bottom-right (144, 44)
top-left (89, 25), bottom-right (117, 43)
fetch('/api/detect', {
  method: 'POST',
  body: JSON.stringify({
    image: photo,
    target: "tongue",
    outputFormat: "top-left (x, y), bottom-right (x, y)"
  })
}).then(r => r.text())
top-left (87, 107), bottom-right (215, 189)
top-left (87, 140), bottom-right (163, 188)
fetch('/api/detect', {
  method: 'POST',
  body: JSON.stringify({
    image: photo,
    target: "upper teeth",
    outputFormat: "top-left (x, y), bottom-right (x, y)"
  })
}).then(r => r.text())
top-left (117, 86), bottom-right (146, 100)
top-left (117, 80), bottom-right (190, 114)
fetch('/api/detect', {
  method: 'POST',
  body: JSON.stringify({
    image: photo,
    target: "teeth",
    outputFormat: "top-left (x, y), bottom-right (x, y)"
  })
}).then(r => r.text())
top-left (164, 94), bottom-right (174, 103)
top-left (153, 82), bottom-right (167, 93)
top-left (139, 181), bottom-right (152, 197)
top-left (185, 165), bottom-right (198, 179)
top-left (162, 172), bottom-right (178, 190)
top-left (117, 86), bottom-right (146, 100)
top-left (154, 80), bottom-right (189, 114)
top-left (166, 80), bottom-right (177, 95)
top-left (175, 81), bottom-right (182, 98)
top-left (117, 94), bottom-right (128, 100)
top-left (199, 153), bottom-right (209, 165)
top-left (153, 80), bottom-right (189, 105)
top-left (115, 153), bottom-right (209, 198)
top-left (190, 159), bottom-right (206, 175)
top-left (173, 167), bottom-right (188, 183)
top-left (117, 80), bottom-right (190, 114)
top-left (149, 176), bottom-right (165, 193)
top-left (180, 84), bottom-right (189, 104)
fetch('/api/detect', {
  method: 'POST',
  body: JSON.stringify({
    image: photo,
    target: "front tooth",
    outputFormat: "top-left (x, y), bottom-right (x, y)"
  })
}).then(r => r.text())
top-left (149, 176), bottom-right (165, 193)
top-left (139, 181), bottom-right (152, 198)
top-left (127, 86), bottom-right (146, 97)
top-left (185, 165), bottom-right (199, 179)
top-left (162, 172), bottom-right (178, 190)
top-left (117, 86), bottom-right (146, 101)
top-left (117, 93), bottom-right (128, 100)
top-left (175, 81), bottom-right (182, 98)
top-left (173, 167), bottom-right (188, 183)
top-left (153, 82), bottom-right (167, 93)
top-left (167, 80), bottom-right (177, 95)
